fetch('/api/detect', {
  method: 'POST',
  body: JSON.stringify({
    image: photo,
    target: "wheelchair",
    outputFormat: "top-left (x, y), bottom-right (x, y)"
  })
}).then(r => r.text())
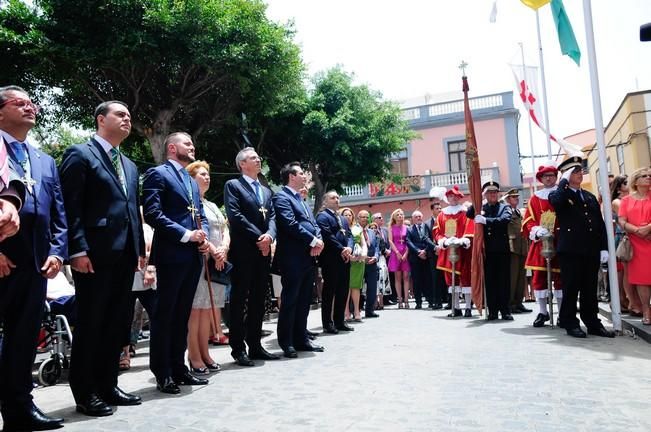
top-left (36, 301), bottom-right (73, 386)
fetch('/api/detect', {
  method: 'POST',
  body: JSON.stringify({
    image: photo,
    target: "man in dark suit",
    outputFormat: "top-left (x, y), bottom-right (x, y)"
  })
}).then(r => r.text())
top-left (467, 181), bottom-right (513, 320)
top-left (358, 210), bottom-right (380, 318)
top-left (0, 85), bottom-right (67, 431)
top-left (224, 147), bottom-right (278, 366)
top-left (60, 101), bottom-right (145, 416)
top-left (425, 202), bottom-right (446, 309)
top-left (406, 210), bottom-right (436, 309)
top-left (272, 162), bottom-right (324, 358)
top-left (549, 156), bottom-right (614, 338)
top-left (143, 132), bottom-right (210, 393)
top-left (316, 191), bottom-right (354, 333)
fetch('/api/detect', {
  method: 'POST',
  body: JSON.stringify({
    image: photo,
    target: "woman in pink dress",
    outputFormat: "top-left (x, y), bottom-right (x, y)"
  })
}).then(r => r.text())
top-left (618, 167), bottom-right (651, 325)
top-left (388, 208), bottom-right (411, 308)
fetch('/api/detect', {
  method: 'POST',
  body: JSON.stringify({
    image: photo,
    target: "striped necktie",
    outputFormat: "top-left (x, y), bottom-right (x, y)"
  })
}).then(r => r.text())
top-left (109, 147), bottom-right (127, 196)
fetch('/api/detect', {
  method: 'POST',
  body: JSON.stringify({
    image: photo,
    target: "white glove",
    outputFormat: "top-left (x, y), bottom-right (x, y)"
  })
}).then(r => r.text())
top-left (443, 238), bottom-right (452, 247)
top-left (561, 168), bottom-right (573, 181)
top-left (474, 214), bottom-right (486, 225)
top-left (532, 226), bottom-right (550, 240)
top-left (438, 238), bottom-right (447, 249)
top-left (600, 250), bottom-right (608, 263)
top-left (460, 238), bottom-right (471, 249)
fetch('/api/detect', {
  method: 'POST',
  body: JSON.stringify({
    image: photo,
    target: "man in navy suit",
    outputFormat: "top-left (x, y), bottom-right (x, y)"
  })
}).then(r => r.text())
top-left (0, 85), bottom-right (67, 431)
top-left (224, 147), bottom-right (279, 366)
top-left (358, 210), bottom-right (380, 318)
top-left (406, 210), bottom-right (436, 309)
top-left (316, 191), bottom-right (354, 333)
top-left (60, 101), bottom-right (145, 416)
top-left (272, 162), bottom-right (324, 358)
top-left (143, 132), bottom-right (210, 393)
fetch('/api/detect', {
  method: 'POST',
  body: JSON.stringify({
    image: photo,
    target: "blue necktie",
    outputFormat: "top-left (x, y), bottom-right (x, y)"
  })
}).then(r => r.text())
top-left (10, 141), bottom-right (28, 170)
top-left (180, 168), bottom-right (193, 201)
top-left (252, 180), bottom-right (263, 205)
top-left (295, 192), bottom-right (310, 216)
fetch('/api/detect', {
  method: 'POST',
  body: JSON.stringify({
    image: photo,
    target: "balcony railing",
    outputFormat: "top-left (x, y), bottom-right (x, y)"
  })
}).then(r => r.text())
top-left (341, 167), bottom-right (500, 202)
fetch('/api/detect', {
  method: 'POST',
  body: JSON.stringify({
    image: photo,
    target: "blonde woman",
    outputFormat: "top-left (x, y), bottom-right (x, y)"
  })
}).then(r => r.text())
top-left (186, 161), bottom-right (230, 374)
top-left (618, 167), bottom-right (651, 325)
top-left (388, 208), bottom-right (411, 308)
top-left (340, 207), bottom-right (366, 321)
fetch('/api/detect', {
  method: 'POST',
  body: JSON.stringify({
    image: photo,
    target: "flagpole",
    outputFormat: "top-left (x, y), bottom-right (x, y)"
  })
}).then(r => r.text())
top-left (535, 9), bottom-right (554, 159)
top-left (519, 42), bottom-right (538, 192)
top-left (582, 0), bottom-right (621, 332)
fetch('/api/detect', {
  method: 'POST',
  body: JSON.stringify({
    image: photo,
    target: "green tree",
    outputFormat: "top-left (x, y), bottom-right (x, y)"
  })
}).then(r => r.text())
top-left (262, 68), bottom-right (416, 212)
top-left (0, 0), bottom-right (303, 164)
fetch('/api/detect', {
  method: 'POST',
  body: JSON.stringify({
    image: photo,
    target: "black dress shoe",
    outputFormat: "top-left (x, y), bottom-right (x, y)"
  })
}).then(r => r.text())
top-left (447, 308), bottom-right (462, 318)
top-left (430, 303), bottom-right (443, 310)
top-left (306, 330), bottom-right (318, 337)
top-left (463, 309), bottom-right (472, 318)
top-left (156, 377), bottom-right (181, 394)
top-left (365, 312), bottom-right (380, 318)
top-left (443, 303), bottom-right (452, 310)
top-left (2, 405), bottom-right (64, 431)
top-left (335, 323), bottom-right (355, 332)
top-left (566, 327), bottom-right (587, 338)
top-left (487, 313), bottom-right (499, 321)
top-left (249, 347), bottom-right (280, 360)
top-left (282, 347), bottom-right (298, 358)
top-left (205, 362), bottom-right (222, 372)
top-left (100, 386), bottom-right (142, 406)
top-left (501, 313), bottom-right (514, 321)
top-left (173, 371), bottom-right (209, 385)
top-left (296, 341), bottom-right (325, 352)
top-left (323, 324), bottom-right (339, 334)
top-left (587, 326), bottom-right (616, 338)
top-left (515, 304), bottom-right (532, 313)
top-left (384, 299), bottom-right (397, 306)
top-left (232, 351), bottom-right (255, 366)
top-left (415, 304), bottom-right (422, 310)
top-left (75, 393), bottom-right (113, 417)
top-left (533, 313), bottom-right (550, 328)
top-left (306, 333), bottom-right (316, 340)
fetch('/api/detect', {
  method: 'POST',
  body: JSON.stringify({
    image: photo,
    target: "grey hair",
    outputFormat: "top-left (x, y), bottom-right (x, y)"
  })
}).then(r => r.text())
top-left (235, 147), bottom-right (256, 172)
top-left (0, 85), bottom-right (28, 105)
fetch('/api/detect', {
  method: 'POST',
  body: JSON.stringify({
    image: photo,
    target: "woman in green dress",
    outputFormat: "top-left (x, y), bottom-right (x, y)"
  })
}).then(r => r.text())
top-left (341, 208), bottom-right (367, 321)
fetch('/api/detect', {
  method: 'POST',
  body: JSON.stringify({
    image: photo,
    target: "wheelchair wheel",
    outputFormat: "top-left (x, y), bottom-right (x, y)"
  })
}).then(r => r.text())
top-left (38, 356), bottom-right (62, 386)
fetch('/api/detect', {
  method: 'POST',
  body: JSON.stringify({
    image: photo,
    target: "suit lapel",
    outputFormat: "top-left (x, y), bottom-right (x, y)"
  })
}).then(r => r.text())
top-left (88, 139), bottom-right (124, 195)
top-left (237, 176), bottom-right (259, 203)
top-left (164, 162), bottom-right (191, 205)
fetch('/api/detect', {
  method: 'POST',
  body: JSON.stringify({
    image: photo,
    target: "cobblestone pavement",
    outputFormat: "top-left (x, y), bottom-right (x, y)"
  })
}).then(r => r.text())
top-left (12, 302), bottom-right (651, 432)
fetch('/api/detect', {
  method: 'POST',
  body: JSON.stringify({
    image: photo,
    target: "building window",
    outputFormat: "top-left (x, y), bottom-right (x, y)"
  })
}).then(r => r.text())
top-left (391, 158), bottom-right (409, 175)
top-left (448, 140), bottom-right (466, 172)
top-left (616, 144), bottom-right (625, 174)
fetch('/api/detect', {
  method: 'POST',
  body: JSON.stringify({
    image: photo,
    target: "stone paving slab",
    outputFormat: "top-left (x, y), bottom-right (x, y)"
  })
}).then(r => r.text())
top-left (6, 303), bottom-right (651, 431)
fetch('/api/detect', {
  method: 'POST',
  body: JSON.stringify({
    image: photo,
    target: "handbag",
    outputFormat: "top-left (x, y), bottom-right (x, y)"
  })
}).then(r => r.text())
top-left (615, 235), bottom-right (633, 262)
top-left (207, 258), bottom-right (233, 285)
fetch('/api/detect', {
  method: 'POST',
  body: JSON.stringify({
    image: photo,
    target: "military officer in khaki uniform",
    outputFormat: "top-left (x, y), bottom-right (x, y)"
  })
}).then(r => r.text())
top-left (504, 188), bottom-right (531, 314)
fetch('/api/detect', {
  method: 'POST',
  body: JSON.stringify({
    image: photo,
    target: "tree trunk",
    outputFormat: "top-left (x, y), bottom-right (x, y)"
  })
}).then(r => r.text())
top-left (137, 109), bottom-right (175, 164)
top-left (309, 163), bottom-right (327, 216)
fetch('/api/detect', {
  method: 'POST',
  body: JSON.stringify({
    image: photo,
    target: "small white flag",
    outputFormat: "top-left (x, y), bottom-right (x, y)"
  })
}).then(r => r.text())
top-left (489, 1), bottom-right (498, 23)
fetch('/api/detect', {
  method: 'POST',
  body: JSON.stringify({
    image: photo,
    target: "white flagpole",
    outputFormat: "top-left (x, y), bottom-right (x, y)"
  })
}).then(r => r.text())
top-left (582, 0), bottom-right (621, 332)
top-left (519, 42), bottom-right (538, 192)
top-left (535, 9), bottom-right (554, 159)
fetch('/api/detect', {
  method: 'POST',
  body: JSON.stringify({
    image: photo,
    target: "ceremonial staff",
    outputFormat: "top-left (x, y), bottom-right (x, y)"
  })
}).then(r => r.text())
top-left (191, 206), bottom-right (220, 337)
top-left (540, 233), bottom-right (555, 327)
top-left (448, 240), bottom-right (460, 318)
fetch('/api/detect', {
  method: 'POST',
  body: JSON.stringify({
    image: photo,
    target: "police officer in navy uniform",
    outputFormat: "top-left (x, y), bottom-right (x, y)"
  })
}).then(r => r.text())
top-left (467, 181), bottom-right (513, 320)
top-left (549, 156), bottom-right (615, 338)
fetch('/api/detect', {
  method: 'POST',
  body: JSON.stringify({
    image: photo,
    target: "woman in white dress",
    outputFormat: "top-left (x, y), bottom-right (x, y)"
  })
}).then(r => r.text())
top-left (186, 161), bottom-right (230, 374)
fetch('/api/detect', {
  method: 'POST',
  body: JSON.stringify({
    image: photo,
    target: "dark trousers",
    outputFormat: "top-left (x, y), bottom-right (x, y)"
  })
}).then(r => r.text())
top-left (558, 253), bottom-right (601, 330)
top-left (229, 252), bottom-right (271, 356)
top-left (320, 257), bottom-right (350, 327)
top-left (431, 254), bottom-right (447, 304)
top-left (277, 264), bottom-right (315, 350)
top-left (363, 264), bottom-right (378, 313)
top-left (149, 258), bottom-right (202, 381)
top-left (69, 248), bottom-right (136, 401)
top-left (409, 257), bottom-right (433, 306)
top-left (0, 267), bottom-right (46, 415)
top-left (509, 253), bottom-right (527, 307)
top-left (387, 269), bottom-right (397, 302)
top-left (484, 252), bottom-right (511, 316)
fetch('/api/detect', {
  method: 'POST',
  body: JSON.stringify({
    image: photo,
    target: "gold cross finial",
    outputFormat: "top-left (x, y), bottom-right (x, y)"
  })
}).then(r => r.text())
top-left (459, 60), bottom-right (469, 76)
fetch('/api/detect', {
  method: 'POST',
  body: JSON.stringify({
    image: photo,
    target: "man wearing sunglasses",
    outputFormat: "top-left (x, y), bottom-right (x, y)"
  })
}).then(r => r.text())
top-left (0, 85), bottom-right (68, 431)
